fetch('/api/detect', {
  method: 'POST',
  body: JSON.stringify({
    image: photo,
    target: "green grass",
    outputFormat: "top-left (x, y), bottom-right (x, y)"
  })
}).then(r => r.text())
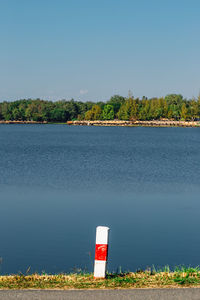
top-left (1, 266), bottom-right (200, 289)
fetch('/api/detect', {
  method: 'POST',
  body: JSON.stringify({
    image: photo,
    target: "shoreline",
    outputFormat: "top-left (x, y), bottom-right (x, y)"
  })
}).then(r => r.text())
top-left (0, 120), bottom-right (47, 124)
top-left (67, 120), bottom-right (200, 127)
top-left (0, 120), bottom-right (200, 127)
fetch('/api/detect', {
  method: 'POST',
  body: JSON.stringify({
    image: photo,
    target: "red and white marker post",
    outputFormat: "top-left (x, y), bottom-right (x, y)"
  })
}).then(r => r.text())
top-left (94, 226), bottom-right (110, 278)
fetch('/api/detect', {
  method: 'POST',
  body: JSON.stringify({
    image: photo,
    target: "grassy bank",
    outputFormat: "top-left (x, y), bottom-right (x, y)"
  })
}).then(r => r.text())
top-left (1, 267), bottom-right (200, 289)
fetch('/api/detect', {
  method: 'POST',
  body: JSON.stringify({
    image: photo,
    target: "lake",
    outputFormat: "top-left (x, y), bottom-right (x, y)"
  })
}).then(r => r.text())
top-left (0, 125), bottom-right (200, 274)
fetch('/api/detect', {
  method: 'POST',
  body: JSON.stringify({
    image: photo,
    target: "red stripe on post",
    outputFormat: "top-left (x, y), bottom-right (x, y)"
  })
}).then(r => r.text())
top-left (95, 244), bottom-right (108, 261)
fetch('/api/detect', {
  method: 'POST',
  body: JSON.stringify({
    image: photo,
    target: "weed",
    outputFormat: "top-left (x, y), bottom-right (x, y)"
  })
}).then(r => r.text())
top-left (1, 266), bottom-right (200, 289)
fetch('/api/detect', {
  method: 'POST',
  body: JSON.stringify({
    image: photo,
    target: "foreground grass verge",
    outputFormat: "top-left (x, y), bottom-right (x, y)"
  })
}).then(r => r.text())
top-left (1, 267), bottom-right (200, 289)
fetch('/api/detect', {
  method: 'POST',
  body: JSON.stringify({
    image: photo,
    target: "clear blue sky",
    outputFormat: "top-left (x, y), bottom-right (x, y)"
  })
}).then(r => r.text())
top-left (0, 0), bottom-right (200, 102)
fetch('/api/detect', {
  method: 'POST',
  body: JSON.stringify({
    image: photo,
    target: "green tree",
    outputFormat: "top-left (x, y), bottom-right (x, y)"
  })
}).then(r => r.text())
top-left (107, 95), bottom-right (125, 117)
top-left (85, 105), bottom-right (102, 120)
top-left (189, 99), bottom-right (198, 120)
top-left (102, 105), bottom-right (114, 120)
top-left (139, 100), bottom-right (150, 120)
top-left (130, 99), bottom-right (139, 120)
top-left (180, 103), bottom-right (188, 120)
top-left (50, 108), bottom-right (69, 122)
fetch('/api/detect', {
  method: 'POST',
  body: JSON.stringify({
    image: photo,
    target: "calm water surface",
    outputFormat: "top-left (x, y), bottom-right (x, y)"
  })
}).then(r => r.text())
top-left (0, 125), bottom-right (200, 274)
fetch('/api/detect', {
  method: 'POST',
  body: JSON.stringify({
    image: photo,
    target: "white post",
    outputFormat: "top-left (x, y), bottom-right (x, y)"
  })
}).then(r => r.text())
top-left (94, 226), bottom-right (110, 278)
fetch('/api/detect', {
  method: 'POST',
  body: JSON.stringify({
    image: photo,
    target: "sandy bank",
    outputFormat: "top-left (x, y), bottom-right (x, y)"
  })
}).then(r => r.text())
top-left (67, 120), bottom-right (200, 127)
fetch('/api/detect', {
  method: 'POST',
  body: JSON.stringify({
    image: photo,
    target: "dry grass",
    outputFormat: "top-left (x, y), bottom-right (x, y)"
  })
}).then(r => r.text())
top-left (1, 267), bottom-right (200, 289)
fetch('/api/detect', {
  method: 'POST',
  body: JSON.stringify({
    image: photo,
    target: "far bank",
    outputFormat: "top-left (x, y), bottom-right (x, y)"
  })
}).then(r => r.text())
top-left (0, 120), bottom-right (200, 127)
top-left (67, 120), bottom-right (200, 127)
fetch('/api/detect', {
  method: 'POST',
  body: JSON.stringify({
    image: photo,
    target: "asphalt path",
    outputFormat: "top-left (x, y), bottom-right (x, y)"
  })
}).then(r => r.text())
top-left (0, 289), bottom-right (200, 300)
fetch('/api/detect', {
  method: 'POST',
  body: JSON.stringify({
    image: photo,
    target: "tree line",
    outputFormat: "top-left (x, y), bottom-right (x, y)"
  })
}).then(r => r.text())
top-left (0, 94), bottom-right (200, 122)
